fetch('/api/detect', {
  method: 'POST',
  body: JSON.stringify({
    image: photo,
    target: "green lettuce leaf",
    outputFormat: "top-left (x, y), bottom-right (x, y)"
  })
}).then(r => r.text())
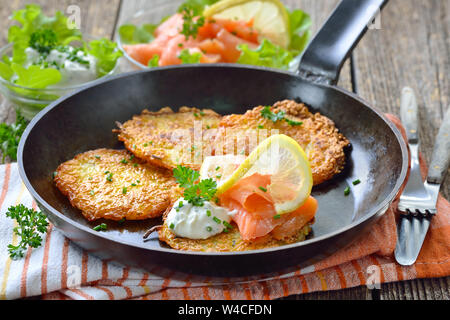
top-left (237, 39), bottom-right (294, 70)
top-left (287, 9), bottom-right (312, 55)
top-left (118, 24), bottom-right (157, 44)
top-left (11, 63), bottom-right (61, 88)
top-left (87, 39), bottom-right (123, 77)
top-left (8, 4), bottom-right (82, 64)
top-left (0, 62), bottom-right (14, 81)
top-left (178, 49), bottom-right (202, 64)
top-left (148, 54), bottom-right (160, 67)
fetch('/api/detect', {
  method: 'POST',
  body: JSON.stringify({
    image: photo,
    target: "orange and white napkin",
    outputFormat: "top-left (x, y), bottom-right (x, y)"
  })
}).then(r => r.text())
top-left (0, 115), bottom-right (449, 300)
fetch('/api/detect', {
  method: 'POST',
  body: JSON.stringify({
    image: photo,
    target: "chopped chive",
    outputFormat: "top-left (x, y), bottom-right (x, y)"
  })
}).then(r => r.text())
top-left (106, 173), bottom-right (113, 182)
top-left (216, 174), bottom-right (222, 179)
top-left (206, 210), bottom-right (211, 217)
top-left (193, 112), bottom-right (199, 117)
top-left (257, 125), bottom-right (264, 129)
top-left (273, 214), bottom-right (281, 219)
top-left (129, 155), bottom-right (134, 160)
top-left (136, 180), bottom-right (140, 183)
top-left (52, 171), bottom-right (57, 179)
top-left (206, 226), bottom-right (212, 232)
top-left (223, 221), bottom-right (233, 229)
top-left (143, 143), bottom-right (148, 147)
top-left (133, 163), bottom-right (138, 167)
top-left (169, 223), bottom-right (175, 229)
top-left (215, 166), bottom-right (220, 171)
top-left (149, 141), bottom-right (153, 145)
top-left (206, 125), bottom-right (211, 129)
top-left (213, 216), bottom-right (221, 224)
top-left (88, 177), bottom-right (92, 180)
top-left (118, 218), bottom-right (125, 223)
top-left (258, 186), bottom-right (267, 192)
top-left (93, 223), bottom-right (107, 231)
top-left (200, 111), bottom-right (205, 116)
top-left (94, 155), bottom-right (101, 159)
top-left (120, 158), bottom-right (128, 164)
top-left (178, 43), bottom-right (183, 47)
top-left (104, 171), bottom-right (110, 174)
top-left (122, 187), bottom-right (127, 194)
top-left (131, 183), bottom-right (137, 187)
top-left (178, 201), bottom-right (184, 208)
top-left (344, 187), bottom-right (350, 196)
top-left (90, 190), bottom-right (95, 195)
top-left (352, 179), bottom-right (361, 185)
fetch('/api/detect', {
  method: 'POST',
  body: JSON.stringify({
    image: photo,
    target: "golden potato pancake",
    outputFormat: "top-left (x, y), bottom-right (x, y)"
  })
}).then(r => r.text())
top-left (159, 219), bottom-right (312, 252)
top-left (214, 100), bottom-right (350, 185)
top-left (116, 107), bottom-right (221, 170)
top-left (54, 148), bottom-right (176, 221)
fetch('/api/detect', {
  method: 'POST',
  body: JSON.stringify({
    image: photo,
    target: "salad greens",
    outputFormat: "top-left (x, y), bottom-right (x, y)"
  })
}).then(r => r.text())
top-left (118, 24), bottom-right (158, 45)
top-left (0, 4), bottom-right (122, 91)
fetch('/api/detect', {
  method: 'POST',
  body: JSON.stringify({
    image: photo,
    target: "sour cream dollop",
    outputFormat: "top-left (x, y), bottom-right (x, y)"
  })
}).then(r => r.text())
top-left (24, 46), bottom-right (98, 87)
top-left (166, 198), bottom-right (236, 239)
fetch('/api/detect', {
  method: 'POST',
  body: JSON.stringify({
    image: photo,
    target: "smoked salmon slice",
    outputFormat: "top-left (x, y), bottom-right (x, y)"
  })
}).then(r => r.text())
top-left (219, 173), bottom-right (317, 241)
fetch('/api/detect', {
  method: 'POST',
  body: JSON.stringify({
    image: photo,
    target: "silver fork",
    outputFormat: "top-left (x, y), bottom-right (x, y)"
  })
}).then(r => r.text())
top-left (395, 87), bottom-right (450, 266)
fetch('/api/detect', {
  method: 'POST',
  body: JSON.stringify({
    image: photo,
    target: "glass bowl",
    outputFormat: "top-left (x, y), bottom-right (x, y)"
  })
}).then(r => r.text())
top-left (0, 41), bottom-right (121, 120)
top-left (116, 1), bottom-right (181, 71)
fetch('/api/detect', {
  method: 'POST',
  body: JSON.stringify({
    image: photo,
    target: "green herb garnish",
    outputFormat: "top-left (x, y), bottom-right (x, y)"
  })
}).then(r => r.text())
top-left (5, 204), bottom-right (49, 259)
top-left (273, 214), bottom-right (281, 220)
top-left (213, 216), bottom-right (221, 224)
top-left (206, 226), bottom-right (212, 232)
top-left (260, 106), bottom-right (303, 126)
top-left (122, 187), bottom-right (127, 194)
top-left (169, 223), bottom-right (175, 229)
top-left (179, 6), bottom-right (205, 39)
top-left (93, 223), bottom-right (107, 232)
top-left (352, 179), bottom-right (361, 185)
top-left (173, 165), bottom-right (217, 206)
top-left (344, 187), bottom-right (350, 196)
top-left (258, 186), bottom-right (267, 192)
top-left (0, 110), bottom-right (28, 163)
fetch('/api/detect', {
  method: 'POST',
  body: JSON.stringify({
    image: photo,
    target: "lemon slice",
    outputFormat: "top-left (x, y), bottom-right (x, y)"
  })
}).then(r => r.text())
top-left (204, 0), bottom-right (290, 48)
top-left (202, 134), bottom-right (313, 214)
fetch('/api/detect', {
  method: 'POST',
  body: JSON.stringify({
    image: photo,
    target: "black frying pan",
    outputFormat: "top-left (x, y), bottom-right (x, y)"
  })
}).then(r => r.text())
top-left (18, 0), bottom-right (408, 277)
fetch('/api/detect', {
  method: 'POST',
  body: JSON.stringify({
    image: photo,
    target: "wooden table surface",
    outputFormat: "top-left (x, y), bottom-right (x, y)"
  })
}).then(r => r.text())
top-left (0, 0), bottom-right (448, 300)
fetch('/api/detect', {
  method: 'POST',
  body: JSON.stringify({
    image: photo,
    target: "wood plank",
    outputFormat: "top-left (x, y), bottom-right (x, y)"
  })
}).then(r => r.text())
top-left (353, 0), bottom-right (449, 200)
top-left (353, 0), bottom-right (450, 300)
top-left (0, 0), bottom-right (121, 123)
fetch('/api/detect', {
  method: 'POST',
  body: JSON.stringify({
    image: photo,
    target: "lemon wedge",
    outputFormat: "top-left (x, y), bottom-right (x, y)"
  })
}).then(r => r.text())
top-left (204, 0), bottom-right (291, 48)
top-left (200, 134), bottom-right (313, 214)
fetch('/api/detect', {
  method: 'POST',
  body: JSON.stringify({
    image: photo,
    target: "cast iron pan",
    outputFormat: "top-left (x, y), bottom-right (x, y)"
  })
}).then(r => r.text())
top-left (18, 0), bottom-right (407, 277)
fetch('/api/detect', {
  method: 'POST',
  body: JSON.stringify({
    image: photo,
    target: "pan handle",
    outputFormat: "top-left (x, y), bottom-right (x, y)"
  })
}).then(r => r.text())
top-left (298, 0), bottom-right (388, 85)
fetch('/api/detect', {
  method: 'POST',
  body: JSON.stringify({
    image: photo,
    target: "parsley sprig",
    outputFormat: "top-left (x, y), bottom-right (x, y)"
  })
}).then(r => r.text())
top-left (173, 165), bottom-right (217, 206)
top-left (5, 204), bottom-right (49, 259)
top-left (0, 110), bottom-right (28, 163)
top-left (179, 6), bottom-right (205, 39)
top-left (261, 106), bottom-right (303, 126)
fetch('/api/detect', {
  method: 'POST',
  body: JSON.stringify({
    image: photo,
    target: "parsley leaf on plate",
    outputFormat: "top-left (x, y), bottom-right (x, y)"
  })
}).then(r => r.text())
top-left (173, 165), bottom-right (217, 206)
top-left (0, 110), bottom-right (28, 163)
top-left (5, 204), bottom-right (49, 259)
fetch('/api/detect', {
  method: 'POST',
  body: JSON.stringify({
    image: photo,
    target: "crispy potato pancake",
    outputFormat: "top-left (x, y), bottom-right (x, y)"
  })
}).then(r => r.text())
top-left (214, 100), bottom-right (350, 185)
top-left (159, 220), bottom-right (312, 252)
top-left (116, 107), bottom-right (222, 170)
top-left (54, 149), bottom-right (177, 221)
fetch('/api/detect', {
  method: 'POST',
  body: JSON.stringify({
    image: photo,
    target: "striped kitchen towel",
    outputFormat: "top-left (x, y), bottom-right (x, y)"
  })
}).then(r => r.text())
top-left (0, 115), bottom-right (449, 300)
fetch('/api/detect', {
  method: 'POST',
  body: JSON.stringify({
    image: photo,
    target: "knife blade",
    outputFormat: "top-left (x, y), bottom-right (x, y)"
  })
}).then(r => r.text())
top-left (424, 107), bottom-right (450, 210)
